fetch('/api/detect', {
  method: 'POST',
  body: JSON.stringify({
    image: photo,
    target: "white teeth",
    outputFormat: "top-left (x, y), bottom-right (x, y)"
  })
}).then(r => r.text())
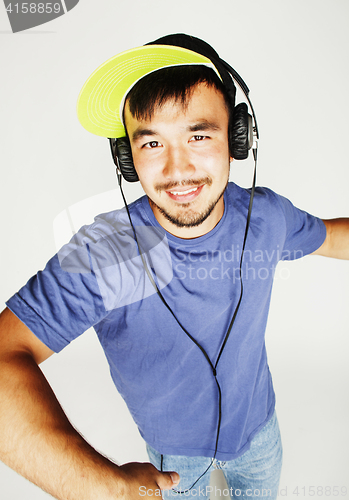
top-left (170, 187), bottom-right (198, 196)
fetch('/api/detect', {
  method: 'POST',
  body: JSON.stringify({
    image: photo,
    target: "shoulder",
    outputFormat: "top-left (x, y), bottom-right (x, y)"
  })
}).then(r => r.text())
top-left (56, 196), bottom-right (148, 273)
top-left (225, 183), bottom-right (288, 216)
top-left (69, 196), bottom-right (147, 244)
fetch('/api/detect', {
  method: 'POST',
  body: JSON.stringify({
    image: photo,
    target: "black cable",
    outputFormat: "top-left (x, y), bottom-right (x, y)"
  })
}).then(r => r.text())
top-left (214, 152), bottom-right (257, 369)
top-left (116, 169), bottom-right (217, 377)
top-left (115, 149), bottom-right (257, 493)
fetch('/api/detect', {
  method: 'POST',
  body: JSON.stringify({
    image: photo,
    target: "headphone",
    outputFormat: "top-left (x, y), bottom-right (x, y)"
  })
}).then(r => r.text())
top-left (109, 34), bottom-right (258, 182)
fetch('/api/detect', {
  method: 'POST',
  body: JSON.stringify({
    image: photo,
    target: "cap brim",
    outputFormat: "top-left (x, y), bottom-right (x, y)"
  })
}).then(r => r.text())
top-left (77, 45), bottom-right (215, 138)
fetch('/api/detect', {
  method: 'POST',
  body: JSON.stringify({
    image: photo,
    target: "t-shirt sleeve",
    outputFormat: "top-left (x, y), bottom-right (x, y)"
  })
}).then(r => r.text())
top-left (271, 190), bottom-right (327, 260)
top-left (6, 236), bottom-right (110, 353)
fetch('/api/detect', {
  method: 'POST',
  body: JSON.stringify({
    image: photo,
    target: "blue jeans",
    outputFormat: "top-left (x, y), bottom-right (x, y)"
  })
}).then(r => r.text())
top-left (146, 412), bottom-right (282, 499)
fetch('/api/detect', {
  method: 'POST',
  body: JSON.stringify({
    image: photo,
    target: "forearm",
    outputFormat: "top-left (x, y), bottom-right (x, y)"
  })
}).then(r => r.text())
top-left (0, 308), bottom-right (179, 499)
top-left (0, 352), bottom-right (124, 500)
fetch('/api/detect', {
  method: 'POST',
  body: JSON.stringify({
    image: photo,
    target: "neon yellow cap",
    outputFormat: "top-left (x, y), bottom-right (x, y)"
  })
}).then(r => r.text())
top-left (77, 44), bottom-right (215, 138)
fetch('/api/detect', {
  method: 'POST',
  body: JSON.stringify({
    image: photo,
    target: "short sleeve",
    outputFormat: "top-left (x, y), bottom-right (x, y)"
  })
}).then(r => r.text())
top-left (273, 192), bottom-right (327, 260)
top-left (6, 251), bottom-right (108, 353)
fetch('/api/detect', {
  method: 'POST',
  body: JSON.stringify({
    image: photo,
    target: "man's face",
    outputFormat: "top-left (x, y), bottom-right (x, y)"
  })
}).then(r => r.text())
top-left (124, 83), bottom-right (231, 239)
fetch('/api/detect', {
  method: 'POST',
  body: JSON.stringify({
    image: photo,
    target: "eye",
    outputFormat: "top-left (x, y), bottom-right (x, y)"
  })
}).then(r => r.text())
top-left (190, 135), bottom-right (207, 142)
top-left (143, 141), bottom-right (162, 149)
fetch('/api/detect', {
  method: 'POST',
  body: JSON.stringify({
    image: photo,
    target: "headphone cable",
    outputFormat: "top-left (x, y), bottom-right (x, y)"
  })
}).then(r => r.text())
top-left (114, 148), bottom-right (257, 493)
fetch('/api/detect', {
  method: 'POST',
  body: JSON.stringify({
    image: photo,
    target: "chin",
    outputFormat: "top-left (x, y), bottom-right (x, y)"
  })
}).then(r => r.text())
top-left (155, 194), bottom-right (224, 229)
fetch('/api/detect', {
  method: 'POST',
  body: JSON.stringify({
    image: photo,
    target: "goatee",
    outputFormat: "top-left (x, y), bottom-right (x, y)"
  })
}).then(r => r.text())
top-left (150, 180), bottom-right (228, 228)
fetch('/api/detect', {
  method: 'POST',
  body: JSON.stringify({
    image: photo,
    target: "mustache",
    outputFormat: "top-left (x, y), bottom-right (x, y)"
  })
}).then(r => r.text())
top-left (155, 177), bottom-right (212, 192)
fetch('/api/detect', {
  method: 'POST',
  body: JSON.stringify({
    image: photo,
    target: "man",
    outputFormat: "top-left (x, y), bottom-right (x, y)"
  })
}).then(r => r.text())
top-left (0, 34), bottom-right (348, 500)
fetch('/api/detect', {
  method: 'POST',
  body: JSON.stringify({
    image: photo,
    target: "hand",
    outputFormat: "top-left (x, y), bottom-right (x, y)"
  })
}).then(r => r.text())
top-left (118, 461), bottom-right (180, 499)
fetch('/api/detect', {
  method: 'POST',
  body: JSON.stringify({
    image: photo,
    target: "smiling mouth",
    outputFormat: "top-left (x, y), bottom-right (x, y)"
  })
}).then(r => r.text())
top-left (169, 186), bottom-right (199, 196)
top-left (155, 177), bottom-right (212, 203)
top-left (165, 184), bottom-right (204, 202)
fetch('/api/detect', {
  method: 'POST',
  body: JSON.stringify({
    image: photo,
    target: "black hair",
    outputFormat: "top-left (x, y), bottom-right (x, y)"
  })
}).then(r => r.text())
top-left (125, 65), bottom-right (232, 123)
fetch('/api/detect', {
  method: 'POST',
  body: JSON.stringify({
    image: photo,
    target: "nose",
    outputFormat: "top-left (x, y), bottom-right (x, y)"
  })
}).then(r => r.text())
top-left (162, 144), bottom-right (195, 180)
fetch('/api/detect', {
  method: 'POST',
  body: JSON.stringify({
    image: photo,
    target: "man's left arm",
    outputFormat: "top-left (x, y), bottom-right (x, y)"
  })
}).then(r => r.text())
top-left (312, 218), bottom-right (349, 259)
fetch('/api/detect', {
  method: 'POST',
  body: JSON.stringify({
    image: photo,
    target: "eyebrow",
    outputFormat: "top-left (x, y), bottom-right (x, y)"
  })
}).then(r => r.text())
top-left (132, 128), bottom-right (158, 143)
top-left (188, 120), bottom-right (221, 133)
top-left (131, 120), bottom-right (221, 143)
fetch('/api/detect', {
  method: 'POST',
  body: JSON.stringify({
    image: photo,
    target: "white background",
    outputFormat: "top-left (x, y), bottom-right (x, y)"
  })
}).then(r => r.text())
top-left (1, 1), bottom-right (349, 498)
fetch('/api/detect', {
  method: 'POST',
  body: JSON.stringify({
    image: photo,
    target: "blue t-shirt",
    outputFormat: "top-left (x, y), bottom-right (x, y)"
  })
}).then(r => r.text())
top-left (6, 184), bottom-right (326, 460)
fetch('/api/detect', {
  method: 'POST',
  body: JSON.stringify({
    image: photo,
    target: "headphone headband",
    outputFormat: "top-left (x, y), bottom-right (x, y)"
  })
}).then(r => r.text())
top-left (147, 34), bottom-right (258, 140)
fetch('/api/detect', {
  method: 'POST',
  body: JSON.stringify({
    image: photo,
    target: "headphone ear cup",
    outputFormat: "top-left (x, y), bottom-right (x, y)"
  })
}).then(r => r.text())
top-left (116, 137), bottom-right (139, 182)
top-left (230, 103), bottom-right (253, 160)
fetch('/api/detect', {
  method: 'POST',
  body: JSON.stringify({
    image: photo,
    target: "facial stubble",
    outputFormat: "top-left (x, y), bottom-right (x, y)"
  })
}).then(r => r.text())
top-left (149, 178), bottom-right (228, 228)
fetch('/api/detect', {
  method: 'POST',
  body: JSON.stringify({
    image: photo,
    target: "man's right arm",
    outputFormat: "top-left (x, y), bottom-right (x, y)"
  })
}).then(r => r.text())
top-left (0, 307), bottom-right (179, 500)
